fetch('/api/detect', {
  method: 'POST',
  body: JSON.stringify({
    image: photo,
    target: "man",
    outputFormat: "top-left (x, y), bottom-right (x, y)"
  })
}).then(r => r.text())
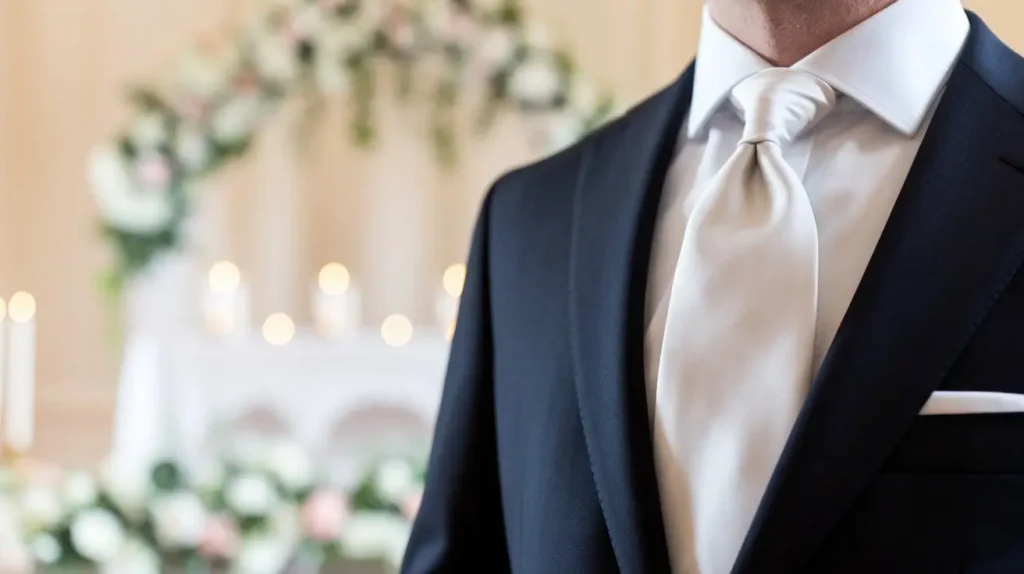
top-left (403, 0), bottom-right (1024, 571)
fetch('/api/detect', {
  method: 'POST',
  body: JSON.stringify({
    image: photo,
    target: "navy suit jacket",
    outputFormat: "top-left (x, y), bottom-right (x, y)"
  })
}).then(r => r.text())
top-left (403, 13), bottom-right (1024, 574)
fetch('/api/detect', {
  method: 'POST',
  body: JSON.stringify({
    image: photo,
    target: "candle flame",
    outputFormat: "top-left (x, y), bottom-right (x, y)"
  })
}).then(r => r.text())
top-left (262, 313), bottom-right (295, 346)
top-left (209, 261), bottom-right (241, 293)
top-left (319, 263), bottom-right (351, 295)
top-left (381, 314), bottom-right (414, 347)
top-left (8, 292), bottom-right (35, 323)
top-left (443, 264), bottom-right (466, 298)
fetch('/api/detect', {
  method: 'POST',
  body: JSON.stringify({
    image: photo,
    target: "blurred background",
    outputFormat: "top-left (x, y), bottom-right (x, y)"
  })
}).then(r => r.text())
top-left (0, 0), bottom-right (1020, 571)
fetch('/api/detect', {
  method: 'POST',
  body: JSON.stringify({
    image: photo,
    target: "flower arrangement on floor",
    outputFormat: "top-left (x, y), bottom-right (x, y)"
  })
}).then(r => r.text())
top-left (0, 441), bottom-right (426, 573)
top-left (89, 0), bottom-right (616, 294)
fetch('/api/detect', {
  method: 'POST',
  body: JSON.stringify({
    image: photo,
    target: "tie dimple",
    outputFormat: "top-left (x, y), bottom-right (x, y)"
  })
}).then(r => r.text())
top-left (730, 68), bottom-right (836, 146)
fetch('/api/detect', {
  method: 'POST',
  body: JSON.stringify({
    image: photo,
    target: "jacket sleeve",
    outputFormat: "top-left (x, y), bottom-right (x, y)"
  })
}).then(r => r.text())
top-left (401, 187), bottom-right (512, 573)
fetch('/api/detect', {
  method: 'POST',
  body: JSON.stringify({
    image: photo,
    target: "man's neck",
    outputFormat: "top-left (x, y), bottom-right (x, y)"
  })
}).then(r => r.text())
top-left (706, 0), bottom-right (898, 66)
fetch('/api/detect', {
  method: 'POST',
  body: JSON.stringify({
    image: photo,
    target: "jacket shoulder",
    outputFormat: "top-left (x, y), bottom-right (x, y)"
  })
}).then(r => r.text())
top-left (963, 13), bottom-right (1024, 118)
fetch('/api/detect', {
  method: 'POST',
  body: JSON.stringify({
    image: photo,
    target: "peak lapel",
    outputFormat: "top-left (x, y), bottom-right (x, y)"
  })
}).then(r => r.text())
top-left (735, 17), bottom-right (1024, 574)
top-left (569, 67), bottom-right (693, 574)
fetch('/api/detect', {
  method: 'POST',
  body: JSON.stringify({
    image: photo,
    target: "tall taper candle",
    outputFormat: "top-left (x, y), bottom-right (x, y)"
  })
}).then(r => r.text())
top-left (313, 263), bottom-right (362, 339)
top-left (204, 261), bottom-right (250, 338)
top-left (6, 292), bottom-right (35, 453)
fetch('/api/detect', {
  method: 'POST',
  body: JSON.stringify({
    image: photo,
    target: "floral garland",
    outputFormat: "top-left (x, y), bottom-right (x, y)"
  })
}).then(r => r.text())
top-left (0, 441), bottom-right (426, 573)
top-left (89, 0), bottom-right (615, 295)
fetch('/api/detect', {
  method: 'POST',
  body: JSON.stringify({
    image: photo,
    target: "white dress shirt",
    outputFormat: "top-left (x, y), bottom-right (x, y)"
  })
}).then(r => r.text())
top-left (644, 0), bottom-right (969, 571)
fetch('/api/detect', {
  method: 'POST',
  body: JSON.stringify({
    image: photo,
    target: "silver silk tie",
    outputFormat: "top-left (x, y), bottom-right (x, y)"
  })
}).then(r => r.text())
top-left (654, 68), bottom-right (837, 574)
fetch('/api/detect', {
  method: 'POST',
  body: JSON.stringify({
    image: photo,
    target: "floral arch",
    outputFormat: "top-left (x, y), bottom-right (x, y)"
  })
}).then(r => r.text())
top-left (89, 0), bottom-right (616, 293)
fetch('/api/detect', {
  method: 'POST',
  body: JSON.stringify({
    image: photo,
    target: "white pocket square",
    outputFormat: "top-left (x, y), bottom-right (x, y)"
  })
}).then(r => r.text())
top-left (920, 391), bottom-right (1024, 415)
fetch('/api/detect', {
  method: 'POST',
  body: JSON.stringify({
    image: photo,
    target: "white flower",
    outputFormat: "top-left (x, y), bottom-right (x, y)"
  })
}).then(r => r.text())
top-left (544, 113), bottom-right (586, 153)
top-left (100, 464), bottom-right (150, 522)
top-left (339, 511), bottom-right (412, 565)
top-left (292, 4), bottom-right (327, 39)
top-left (29, 533), bottom-right (62, 565)
top-left (177, 44), bottom-right (239, 99)
top-left (508, 55), bottom-right (563, 106)
top-left (316, 22), bottom-right (369, 59)
top-left (192, 458), bottom-right (226, 494)
top-left (89, 144), bottom-right (175, 234)
top-left (523, 23), bottom-right (554, 52)
top-left (478, 26), bottom-right (519, 70)
top-left (228, 434), bottom-right (268, 468)
top-left (105, 537), bottom-right (160, 574)
top-left (264, 440), bottom-right (314, 493)
top-left (130, 113), bottom-right (170, 150)
top-left (426, 0), bottom-right (476, 45)
top-left (225, 473), bottom-right (280, 517)
top-left (69, 508), bottom-right (125, 563)
top-left (313, 25), bottom-right (357, 89)
top-left (269, 503), bottom-right (301, 543)
top-left (567, 76), bottom-right (601, 119)
top-left (234, 535), bottom-right (292, 574)
top-left (255, 34), bottom-right (299, 84)
top-left (175, 126), bottom-right (212, 173)
top-left (352, 0), bottom-right (385, 31)
top-left (19, 486), bottom-right (63, 529)
top-left (149, 491), bottom-right (208, 549)
top-left (62, 471), bottom-right (99, 510)
top-left (374, 459), bottom-right (417, 504)
top-left (211, 94), bottom-right (265, 145)
top-left (315, 58), bottom-right (349, 93)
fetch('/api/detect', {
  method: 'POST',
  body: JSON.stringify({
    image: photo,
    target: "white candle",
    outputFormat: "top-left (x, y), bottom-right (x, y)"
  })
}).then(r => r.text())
top-left (435, 264), bottom-right (465, 333)
top-left (203, 261), bottom-right (250, 338)
top-left (434, 291), bottom-right (459, 335)
top-left (5, 292), bottom-right (35, 454)
top-left (312, 263), bottom-right (362, 339)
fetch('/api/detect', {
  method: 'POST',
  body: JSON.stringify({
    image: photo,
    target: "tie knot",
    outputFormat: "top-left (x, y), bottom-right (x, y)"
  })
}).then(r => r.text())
top-left (730, 68), bottom-right (836, 146)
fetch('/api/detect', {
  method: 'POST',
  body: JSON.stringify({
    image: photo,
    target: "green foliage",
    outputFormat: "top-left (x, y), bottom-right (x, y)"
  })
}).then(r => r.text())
top-left (94, 0), bottom-right (618, 298)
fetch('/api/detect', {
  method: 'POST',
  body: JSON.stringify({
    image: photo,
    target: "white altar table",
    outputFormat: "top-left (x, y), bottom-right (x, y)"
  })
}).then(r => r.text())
top-left (110, 329), bottom-right (450, 483)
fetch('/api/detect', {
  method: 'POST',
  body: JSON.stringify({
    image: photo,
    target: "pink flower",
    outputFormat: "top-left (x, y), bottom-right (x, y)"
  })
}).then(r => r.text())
top-left (176, 97), bottom-right (209, 123)
top-left (198, 514), bottom-right (240, 560)
top-left (384, 9), bottom-right (419, 52)
top-left (400, 489), bottom-right (423, 521)
top-left (436, 6), bottom-right (477, 46)
top-left (300, 490), bottom-right (349, 541)
top-left (283, 26), bottom-right (303, 45)
top-left (134, 155), bottom-right (172, 189)
top-left (232, 72), bottom-right (261, 93)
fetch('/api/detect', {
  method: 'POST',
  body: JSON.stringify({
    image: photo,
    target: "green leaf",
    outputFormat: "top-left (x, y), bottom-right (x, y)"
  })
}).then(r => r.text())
top-left (152, 461), bottom-right (188, 491)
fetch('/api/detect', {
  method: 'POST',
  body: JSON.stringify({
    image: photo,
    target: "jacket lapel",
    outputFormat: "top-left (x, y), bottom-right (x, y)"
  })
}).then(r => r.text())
top-left (735, 16), bottom-right (1024, 574)
top-left (569, 67), bottom-right (693, 574)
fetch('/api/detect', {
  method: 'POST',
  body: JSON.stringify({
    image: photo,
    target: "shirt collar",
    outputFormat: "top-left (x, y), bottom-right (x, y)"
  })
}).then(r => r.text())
top-left (687, 0), bottom-right (969, 138)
